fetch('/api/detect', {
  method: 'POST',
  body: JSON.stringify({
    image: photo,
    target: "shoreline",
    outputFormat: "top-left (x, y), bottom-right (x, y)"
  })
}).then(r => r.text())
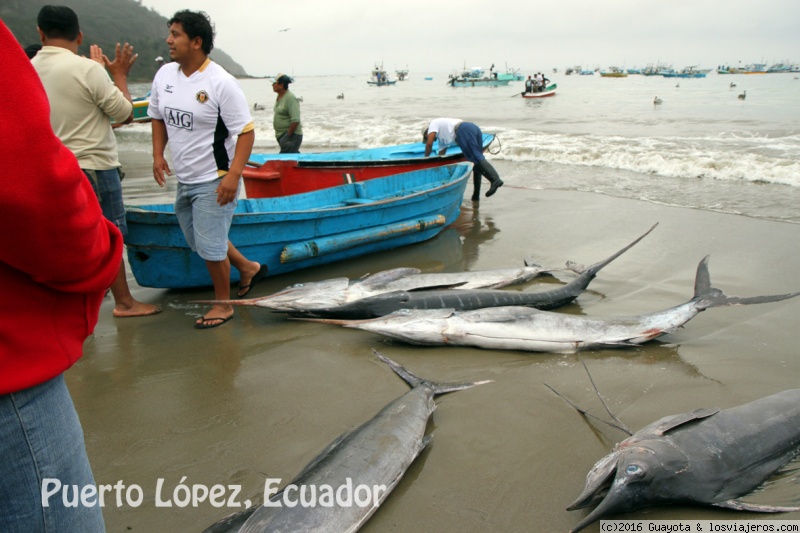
top-left (76, 146), bottom-right (800, 532)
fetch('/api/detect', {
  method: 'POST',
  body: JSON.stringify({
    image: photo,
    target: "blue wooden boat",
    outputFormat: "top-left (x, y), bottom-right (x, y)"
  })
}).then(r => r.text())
top-left (661, 66), bottom-right (707, 78)
top-left (447, 66), bottom-right (511, 87)
top-left (242, 135), bottom-right (495, 198)
top-left (125, 163), bottom-right (472, 289)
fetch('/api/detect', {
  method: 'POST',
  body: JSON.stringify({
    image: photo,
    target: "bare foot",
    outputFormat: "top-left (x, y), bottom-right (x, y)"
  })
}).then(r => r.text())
top-left (237, 262), bottom-right (267, 298)
top-left (113, 300), bottom-right (162, 318)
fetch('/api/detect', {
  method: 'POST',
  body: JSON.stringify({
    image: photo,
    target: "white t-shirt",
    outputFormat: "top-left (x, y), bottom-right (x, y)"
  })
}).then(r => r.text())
top-left (148, 59), bottom-right (255, 184)
top-left (427, 118), bottom-right (462, 148)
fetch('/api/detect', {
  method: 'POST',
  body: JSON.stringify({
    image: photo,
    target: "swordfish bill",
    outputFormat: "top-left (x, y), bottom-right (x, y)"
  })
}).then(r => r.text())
top-left (568, 389), bottom-right (800, 532)
top-left (202, 350), bottom-right (491, 533)
top-left (315, 256), bottom-right (800, 352)
top-left (285, 223), bottom-right (658, 319)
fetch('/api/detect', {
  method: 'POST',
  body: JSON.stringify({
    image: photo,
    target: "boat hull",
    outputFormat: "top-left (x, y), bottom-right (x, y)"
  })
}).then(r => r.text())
top-left (662, 72), bottom-right (707, 78)
top-left (522, 90), bottom-right (556, 98)
top-left (125, 163), bottom-right (471, 289)
top-left (131, 99), bottom-right (150, 122)
top-left (522, 83), bottom-right (557, 98)
top-left (111, 97), bottom-right (150, 125)
top-left (242, 135), bottom-right (494, 198)
top-left (449, 78), bottom-right (511, 87)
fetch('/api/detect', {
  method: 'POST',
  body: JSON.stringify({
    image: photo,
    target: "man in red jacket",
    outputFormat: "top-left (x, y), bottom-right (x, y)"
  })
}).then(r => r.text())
top-left (0, 21), bottom-right (122, 532)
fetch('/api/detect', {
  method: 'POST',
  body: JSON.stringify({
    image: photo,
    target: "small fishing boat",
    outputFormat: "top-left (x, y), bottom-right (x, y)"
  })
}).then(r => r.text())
top-left (767, 63), bottom-right (800, 74)
top-left (447, 66), bottom-right (511, 87)
top-left (521, 83), bottom-right (557, 98)
top-left (599, 67), bottom-right (628, 78)
top-left (717, 65), bottom-right (742, 74)
top-left (495, 65), bottom-right (524, 82)
top-left (242, 135), bottom-right (495, 198)
top-left (395, 68), bottom-right (409, 81)
top-left (642, 63), bottom-right (671, 76)
top-left (662, 66), bottom-right (707, 78)
top-left (741, 63), bottom-right (768, 74)
top-left (367, 63), bottom-right (395, 86)
top-left (124, 163), bottom-right (472, 289)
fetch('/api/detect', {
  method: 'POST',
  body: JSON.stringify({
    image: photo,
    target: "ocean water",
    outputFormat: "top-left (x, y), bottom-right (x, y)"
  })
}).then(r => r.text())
top-left (124, 71), bottom-right (800, 223)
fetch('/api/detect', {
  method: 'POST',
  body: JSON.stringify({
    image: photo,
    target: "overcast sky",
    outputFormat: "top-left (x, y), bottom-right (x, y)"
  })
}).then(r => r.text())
top-left (139, 0), bottom-right (799, 77)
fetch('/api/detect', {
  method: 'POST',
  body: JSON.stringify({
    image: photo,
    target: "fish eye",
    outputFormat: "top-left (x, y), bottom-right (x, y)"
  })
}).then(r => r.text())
top-left (625, 464), bottom-right (642, 475)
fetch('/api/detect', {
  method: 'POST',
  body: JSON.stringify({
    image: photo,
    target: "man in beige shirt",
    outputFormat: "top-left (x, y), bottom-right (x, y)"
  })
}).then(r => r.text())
top-left (33, 5), bottom-right (160, 318)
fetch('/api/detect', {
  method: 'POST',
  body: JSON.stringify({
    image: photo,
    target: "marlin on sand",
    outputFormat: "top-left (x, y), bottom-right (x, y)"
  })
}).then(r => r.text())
top-left (565, 389), bottom-right (800, 531)
top-left (202, 350), bottom-right (490, 533)
top-left (307, 256), bottom-right (800, 352)
top-left (201, 224), bottom-right (658, 319)
top-left (198, 257), bottom-right (563, 313)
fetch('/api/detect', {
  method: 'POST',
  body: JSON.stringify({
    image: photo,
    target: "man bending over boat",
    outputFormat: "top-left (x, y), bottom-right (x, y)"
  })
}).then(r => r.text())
top-left (149, 10), bottom-right (266, 329)
top-left (423, 118), bottom-right (503, 201)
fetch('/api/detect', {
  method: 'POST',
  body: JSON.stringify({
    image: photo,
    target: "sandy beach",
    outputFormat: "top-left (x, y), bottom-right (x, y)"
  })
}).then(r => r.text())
top-left (69, 148), bottom-right (800, 532)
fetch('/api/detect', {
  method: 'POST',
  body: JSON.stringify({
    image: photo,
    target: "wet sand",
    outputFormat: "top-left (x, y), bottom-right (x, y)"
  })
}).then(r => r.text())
top-left (70, 150), bottom-right (800, 532)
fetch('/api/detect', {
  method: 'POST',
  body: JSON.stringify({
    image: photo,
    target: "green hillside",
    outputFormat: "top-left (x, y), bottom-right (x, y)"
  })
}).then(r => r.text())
top-left (1, 0), bottom-right (249, 81)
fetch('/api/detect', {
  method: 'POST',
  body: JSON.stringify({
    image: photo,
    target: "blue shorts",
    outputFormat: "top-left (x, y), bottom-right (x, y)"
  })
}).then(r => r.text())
top-left (175, 178), bottom-right (239, 261)
top-left (83, 168), bottom-right (127, 237)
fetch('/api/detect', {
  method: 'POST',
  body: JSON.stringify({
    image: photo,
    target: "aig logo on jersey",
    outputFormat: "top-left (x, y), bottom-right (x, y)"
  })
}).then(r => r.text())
top-left (196, 90), bottom-right (209, 104)
top-left (165, 107), bottom-right (193, 130)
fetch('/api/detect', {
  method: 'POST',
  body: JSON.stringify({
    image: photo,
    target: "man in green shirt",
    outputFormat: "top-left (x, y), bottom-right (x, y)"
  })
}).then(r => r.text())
top-left (272, 73), bottom-right (302, 153)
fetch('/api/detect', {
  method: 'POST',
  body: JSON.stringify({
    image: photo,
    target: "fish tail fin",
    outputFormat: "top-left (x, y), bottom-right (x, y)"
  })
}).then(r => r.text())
top-left (572, 223), bottom-right (658, 277)
top-left (373, 349), bottom-right (492, 395)
top-left (693, 256), bottom-right (800, 310)
top-left (523, 257), bottom-right (543, 268)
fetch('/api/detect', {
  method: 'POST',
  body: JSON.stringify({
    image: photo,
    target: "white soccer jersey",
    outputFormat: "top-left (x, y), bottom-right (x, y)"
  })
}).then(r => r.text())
top-left (149, 59), bottom-right (255, 184)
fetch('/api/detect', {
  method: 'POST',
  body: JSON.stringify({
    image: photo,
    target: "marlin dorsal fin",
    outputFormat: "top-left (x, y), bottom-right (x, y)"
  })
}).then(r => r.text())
top-left (655, 408), bottom-right (719, 435)
top-left (359, 268), bottom-right (422, 287)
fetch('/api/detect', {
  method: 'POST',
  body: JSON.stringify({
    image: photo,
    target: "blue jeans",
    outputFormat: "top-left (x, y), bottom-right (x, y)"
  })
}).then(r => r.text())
top-left (174, 178), bottom-right (239, 261)
top-left (83, 168), bottom-right (127, 237)
top-left (0, 375), bottom-right (105, 532)
top-left (454, 122), bottom-right (487, 164)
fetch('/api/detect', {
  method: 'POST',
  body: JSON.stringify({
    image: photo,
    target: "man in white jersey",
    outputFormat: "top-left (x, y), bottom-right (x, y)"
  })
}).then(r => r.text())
top-left (149, 10), bottom-right (265, 329)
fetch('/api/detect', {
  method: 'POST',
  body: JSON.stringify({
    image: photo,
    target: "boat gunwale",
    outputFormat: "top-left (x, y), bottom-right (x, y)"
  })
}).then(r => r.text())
top-left (245, 135), bottom-right (495, 167)
top-left (126, 164), bottom-right (472, 223)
